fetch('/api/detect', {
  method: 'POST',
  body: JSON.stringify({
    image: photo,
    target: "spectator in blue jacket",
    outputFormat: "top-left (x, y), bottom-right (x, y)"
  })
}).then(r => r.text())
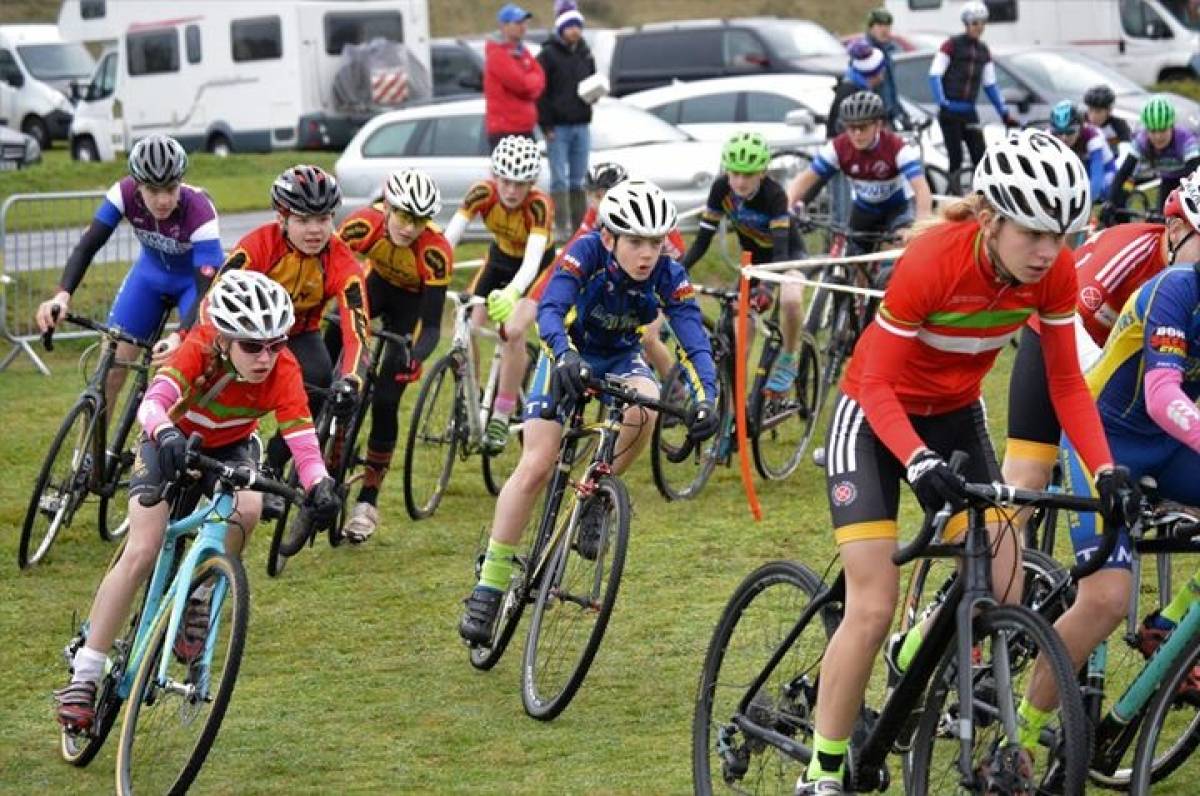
top-left (861, 7), bottom-right (904, 128)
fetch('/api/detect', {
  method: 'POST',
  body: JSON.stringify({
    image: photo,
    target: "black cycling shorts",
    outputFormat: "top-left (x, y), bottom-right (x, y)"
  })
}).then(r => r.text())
top-left (1005, 326), bottom-right (1061, 465)
top-left (470, 242), bottom-right (556, 298)
top-left (130, 434), bottom-right (262, 515)
top-left (824, 392), bottom-right (1001, 545)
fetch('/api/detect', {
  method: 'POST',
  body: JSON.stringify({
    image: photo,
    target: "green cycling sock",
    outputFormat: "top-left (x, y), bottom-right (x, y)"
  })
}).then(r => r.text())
top-left (1160, 574), bottom-right (1200, 625)
top-left (897, 624), bottom-right (924, 672)
top-left (1017, 698), bottom-right (1054, 752)
top-left (805, 731), bottom-right (848, 783)
top-left (479, 539), bottom-right (516, 591)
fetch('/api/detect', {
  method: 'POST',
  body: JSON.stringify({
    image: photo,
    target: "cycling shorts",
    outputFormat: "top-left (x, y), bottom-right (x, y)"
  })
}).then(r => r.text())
top-left (130, 434), bottom-right (262, 514)
top-left (469, 242), bottom-right (556, 299)
top-left (107, 252), bottom-right (198, 343)
top-left (523, 347), bottom-right (656, 423)
top-left (824, 392), bottom-right (1001, 545)
top-left (1005, 326), bottom-right (1061, 465)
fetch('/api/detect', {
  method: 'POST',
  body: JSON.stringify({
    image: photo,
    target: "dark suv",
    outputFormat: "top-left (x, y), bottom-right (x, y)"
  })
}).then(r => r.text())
top-left (608, 17), bottom-right (846, 97)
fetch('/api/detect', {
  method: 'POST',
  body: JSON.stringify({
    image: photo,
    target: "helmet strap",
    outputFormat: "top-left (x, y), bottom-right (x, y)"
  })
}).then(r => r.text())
top-left (1168, 225), bottom-right (1195, 266)
top-left (984, 234), bottom-right (1021, 287)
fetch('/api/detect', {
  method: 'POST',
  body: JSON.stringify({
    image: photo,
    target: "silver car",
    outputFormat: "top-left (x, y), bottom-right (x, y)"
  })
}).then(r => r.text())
top-left (335, 97), bottom-right (720, 227)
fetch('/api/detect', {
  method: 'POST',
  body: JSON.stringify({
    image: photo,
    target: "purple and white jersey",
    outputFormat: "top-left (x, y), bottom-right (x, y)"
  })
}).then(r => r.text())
top-left (96, 177), bottom-right (223, 271)
top-left (1131, 125), bottom-right (1200, 180)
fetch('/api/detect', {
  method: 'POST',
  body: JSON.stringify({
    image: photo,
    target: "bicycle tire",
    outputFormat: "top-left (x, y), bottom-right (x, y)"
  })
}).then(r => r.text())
top-left (482, 341), bottom-right (539, 496)
top-left (905, 604), bottom-right (1090, 796)
top-left (403, 353), bottom-right (461, 520)
top-left (265, 466), bottom-right (301, 576)
top-left (1129, 617), bottom-right (1200, 791)
top-left (752, 333), bottom-right (822, 481)
top-left (116, 553), bottom-right (249, 796)
top-left (323, 406), bottom-right (367, 548)
top-left (468, 552), bottom-right (530, 672)
top-left (692, 560), bottom-right (840, 794)
top-left (20, 397), bottom-right (98, 569)
top-left (650, 362), bottom-right (724, 501)
top-left (521, 474), bottom-right (631, 720)
top-left (97, 447), bottom-right (135, 543)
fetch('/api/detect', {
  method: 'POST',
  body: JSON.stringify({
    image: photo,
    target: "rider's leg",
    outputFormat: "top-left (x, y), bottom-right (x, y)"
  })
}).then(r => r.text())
top-left (640, 313), bottom-right (674, 379)
top-left (612, 373), bottom-right (660, 475)
top-left (1001, 327), bottom-right (1061, 530)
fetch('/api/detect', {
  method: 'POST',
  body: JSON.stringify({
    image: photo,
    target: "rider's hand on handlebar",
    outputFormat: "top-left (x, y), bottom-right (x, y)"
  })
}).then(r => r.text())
top-left (551, 350), bottom-right (588, 404)
top-left (687, 399), bottom-right (720, 442)
top-left (151, 332), bottom-right (182, 367)
top-left (154, 425), bottom-right (188, 483)
top-left (329, 376), bottom-right (360, 420)
top-left (1095, 466), bottom-right (1139, 529)
top-left (487, 285), bottom-right (521, 324)
top-left (36, 291), bottom-right (70, 333)
top-left (303, 476), bottom-right (340, 526)
top-left (906, 449), bottom-right (967, 514)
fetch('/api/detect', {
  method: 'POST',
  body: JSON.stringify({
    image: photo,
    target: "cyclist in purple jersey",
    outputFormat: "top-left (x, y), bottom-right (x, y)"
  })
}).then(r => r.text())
top-left (35, 134), bottom-right (222, 409)
top-left (1106, 96), bottom-right (1200, 220)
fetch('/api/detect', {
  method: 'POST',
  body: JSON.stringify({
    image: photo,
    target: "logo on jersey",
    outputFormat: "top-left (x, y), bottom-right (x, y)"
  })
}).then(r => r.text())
top-left (561, 253), bottom-right (584, 278)
top-left (1167, 398), bottom-right (1200, 431)
top-left (870, 160), bottom-right (891, 178)
top-left (224, 250), bottom-right (249, 271)
top-left (463, 183), bottom-right (493, 210)
top-left (339, 218), bottom-right (372, 244)
top-left (424, 248), bottom-right (449, 281)
top-left (1150, 326), bottom-right (1187, 357)
top-left (672, 281), bottom-right (696, 302)
top-left (831, 480), bottom-right (857, 506)
top-left (1079, 286), bottom-right (1103, 311)
top-left (529, 197), bottom-right (549, 229)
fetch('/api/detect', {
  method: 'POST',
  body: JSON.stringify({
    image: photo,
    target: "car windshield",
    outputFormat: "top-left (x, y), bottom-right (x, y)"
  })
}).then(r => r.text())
top-left (1164, 0), bottom-right (1200, 32)
top-left (16, 42), bottom-right (95, 80)
top-left (1006, 51), bottom-right (1144, 99)
top-left (591, 102), bottom-right (690, 149)
top-left (753, 20), bottom-right (846, 60)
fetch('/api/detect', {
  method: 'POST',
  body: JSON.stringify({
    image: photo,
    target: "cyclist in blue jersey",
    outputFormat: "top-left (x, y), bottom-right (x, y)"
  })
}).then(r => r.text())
top-left (1049, 100), bottom-right (1115, 203)
top-left (1104, 95), bottom-right (1200, 222)
top-left (458, 180), bottom-right (719, 644)
top-left (35, 134), bottom-right (222, 409)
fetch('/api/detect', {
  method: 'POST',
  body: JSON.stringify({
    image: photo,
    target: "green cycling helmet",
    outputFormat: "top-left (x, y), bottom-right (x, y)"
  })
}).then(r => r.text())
top-left (722, 131), bottom-right (771, 174)
top-left (1141, 95), bottom-right (1176, 132)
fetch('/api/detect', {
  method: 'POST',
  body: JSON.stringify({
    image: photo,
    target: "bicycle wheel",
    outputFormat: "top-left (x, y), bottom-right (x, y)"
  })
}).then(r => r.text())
top-left (521, 474), bottom-right (631, 720)
top-left (97, 447), bottom-right (135, 543)
top-left (468, 545), bottom-right (530, 672)
top-left (20, 398), bottom-right (98, 569)
top-left (323, 409), bottom-right (366, 548)
top-left (1129, 615), bottom-right (1200, 792)
top-left (116, 553), bottom-right (249, 796)
top-left (906, 605), bottom-right (1090, 796)
top-left (265, 466), bottom-right (301, 577)
top-left (752, 334), bottom-right (822, 480)
top-left (482, 341), bottom-right (539, 496)
top-left (650, 363), bottom-right (724, 501)
top-left (693, 560), bottom-right (841, 794)
top-left (403, 353), bottom-right (462, 520)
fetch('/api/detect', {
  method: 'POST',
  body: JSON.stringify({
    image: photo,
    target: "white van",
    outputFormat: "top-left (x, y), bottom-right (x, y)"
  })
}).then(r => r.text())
top-left (885, 0), bottom-right (1200, 87)
top-left (59, 0), bottom-right (431, 161)
top-left (0, 25), bottom-right (94, 149)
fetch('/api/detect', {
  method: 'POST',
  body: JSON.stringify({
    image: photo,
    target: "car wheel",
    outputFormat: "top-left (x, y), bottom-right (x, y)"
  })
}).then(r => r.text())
top-left (72, 136), bottom-right (99, 162)
top-left (207, 133), bottom-right (232, 157)
top-left (22, 116), bottom-right (50, 150)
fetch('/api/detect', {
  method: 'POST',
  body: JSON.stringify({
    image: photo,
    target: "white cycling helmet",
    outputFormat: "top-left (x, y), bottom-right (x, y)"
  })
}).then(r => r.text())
top-left (207, 270), bottom-right (295, 341)
top-left (598, 179), bottom-right (678, 237)
top-left (490, 135), bottom-right (542, 182)
top-left (383, 168), bottom-right (442, 218)
top-left (974, 129), bottom-right (1091, 234)
top-left (1165, 168), bottom-right (1200, 234)
top-left (961, 1), bottom-right (989, 23)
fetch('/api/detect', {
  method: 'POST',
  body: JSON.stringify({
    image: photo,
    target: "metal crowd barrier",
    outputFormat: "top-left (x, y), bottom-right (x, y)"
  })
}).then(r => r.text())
top-left (1, 191), bottom-right (139, 375)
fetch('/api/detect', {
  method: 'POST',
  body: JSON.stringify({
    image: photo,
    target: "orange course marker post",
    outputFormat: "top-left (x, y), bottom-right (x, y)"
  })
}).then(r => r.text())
top-left (733, 250), bottom-right (763, 521)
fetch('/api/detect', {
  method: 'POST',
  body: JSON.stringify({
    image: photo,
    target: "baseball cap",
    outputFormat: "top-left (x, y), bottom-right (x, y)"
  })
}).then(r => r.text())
top-left (498, 3), bottom-right (533, 24)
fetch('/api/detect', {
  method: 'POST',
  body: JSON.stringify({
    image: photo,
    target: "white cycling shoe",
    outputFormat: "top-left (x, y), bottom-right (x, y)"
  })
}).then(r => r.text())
top-left (342, 502), bottom-right (379, 544)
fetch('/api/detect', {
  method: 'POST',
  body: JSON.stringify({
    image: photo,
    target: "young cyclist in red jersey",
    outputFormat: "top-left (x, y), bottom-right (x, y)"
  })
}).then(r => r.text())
top-left (443, 135), bottom-right (556, 453)
top-left (194, 166), bottom-right (371, 514)
top-left (1003, 164), bottom-right (1200, 498)
top-left (328, 169), bottom-right (453, 542)
top-left (797, 130), bottom-right (1136, 794)
top-left (55, 271), bottom-right (339, 730)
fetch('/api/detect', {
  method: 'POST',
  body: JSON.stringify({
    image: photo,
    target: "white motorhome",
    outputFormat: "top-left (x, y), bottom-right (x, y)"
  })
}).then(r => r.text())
top-left (0, 25), bottom-right (94, 149)
top-left (58, 0), bottom-right (431, 161)
top-left (885, 0), bottom-right (1200, 87)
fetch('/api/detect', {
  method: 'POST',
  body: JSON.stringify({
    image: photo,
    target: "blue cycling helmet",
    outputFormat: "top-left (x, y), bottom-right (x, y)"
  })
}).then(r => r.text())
top-left (1050, 100), bottom-right (1082, 135)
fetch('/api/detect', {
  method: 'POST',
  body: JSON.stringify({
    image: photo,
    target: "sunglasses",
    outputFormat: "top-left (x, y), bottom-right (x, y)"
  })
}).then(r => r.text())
top-left (390, 208), bottom-right (430, 228)
top-left (236, 337), bottom-right (288, 355)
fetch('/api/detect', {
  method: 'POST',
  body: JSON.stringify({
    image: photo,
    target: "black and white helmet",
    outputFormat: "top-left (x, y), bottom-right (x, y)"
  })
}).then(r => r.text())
top-left (585, 162), bottom-right (629, 192)
top-left (598, 180), bottom-right (678, 237)
top-left (490, 135), bottom-right (542, 182)
top-left (840, 91), bottom-right (886, 124)
top-left (271, 165), bottom-right (342, 217)
top-left (974, 129), bottom-right (1091, 234)
top-left (961, 0), bottom-right (989, 23)
top-left (383, 168), bottom-right (441, 218)
top-left (128, 134), bottom-right (188, 187)
top-left (206, 270), bottom-right (295, 341)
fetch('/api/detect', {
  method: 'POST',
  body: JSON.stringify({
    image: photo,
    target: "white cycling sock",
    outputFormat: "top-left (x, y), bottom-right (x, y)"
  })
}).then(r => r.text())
top-left (71, 646), bottom-right (108, 685)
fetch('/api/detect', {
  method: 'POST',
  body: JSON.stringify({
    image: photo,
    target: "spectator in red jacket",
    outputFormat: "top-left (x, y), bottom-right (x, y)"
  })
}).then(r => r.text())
top-left (484, 3), bottom-right (546, 150)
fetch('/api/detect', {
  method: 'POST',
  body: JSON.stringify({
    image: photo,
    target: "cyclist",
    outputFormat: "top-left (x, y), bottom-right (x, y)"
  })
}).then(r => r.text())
top-left (1105, 95), bottom-right (1200, 221)
top-left (1002, 164), bottom-right (1200, 500)
top-left (927, 0), bottom-right (1019, 191)
top-left (326, 168), bottom-right (452, 543)
top-left (1048, 100), bottom-right (1116, 203)
top-left (681, 131), bottom-right (807, 395)
top-left (443, 134), bottom-right (556, 453)
top-left (530, 162), bottom-right (685, 381)
top-left (54, 270), bottom-right (339, 731)
top-left (797, 130), bottom-right (1130, 794)
top-left (34, 134), bottom-right (221, 409)
top-left (194, 165), bottom-right (370, 514)
top-left (1083, 83), bottom-right (1133, 164)
top-left (457, 180), bottom-right (719, 645)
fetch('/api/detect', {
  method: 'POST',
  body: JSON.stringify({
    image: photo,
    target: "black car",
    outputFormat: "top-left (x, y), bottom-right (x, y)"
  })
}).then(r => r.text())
top-left (608, 17), bottom-right (847, 97)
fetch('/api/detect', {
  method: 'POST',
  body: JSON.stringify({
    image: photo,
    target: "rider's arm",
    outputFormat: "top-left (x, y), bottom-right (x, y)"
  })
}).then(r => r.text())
top-left (1108, 153), bottom-right (1139, 207)
top-left (927, 43), bottom-right (950, 108)
top-left (273, 357), bottom-right (329, 490)
top-left (136, 375), bottom-right (181, 439)
top-left (507, 193), bottom-right (553, 294)
top-left (58, 188), bottom-right (123, 294)
top-left (1087, 149), bottom-right (1108, 203)
top-left (537, 236), bottom-right (599, 357)
top-left (981, 62), bottom-right (1010, 120)
top-left (1140, 277), bottom-right (1200, 453)
top-left (795, 141), bottom-right (841, 206)
top-left (330, 252), bottom-right (371, 387)
top-left (766, 182), bottom-right (793, 263)
top-left (679, 180), bottom-right (726, 272)
top-left (897, 141), bottom-right (932, 218)
top-left (659, 263), bottom-right (718, 401)
top-left (411, 240), bottom-right (453, 362)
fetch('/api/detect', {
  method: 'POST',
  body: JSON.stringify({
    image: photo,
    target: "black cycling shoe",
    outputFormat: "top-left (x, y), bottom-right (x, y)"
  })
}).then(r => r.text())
top-left (459, 586), bottom-right (503, 646)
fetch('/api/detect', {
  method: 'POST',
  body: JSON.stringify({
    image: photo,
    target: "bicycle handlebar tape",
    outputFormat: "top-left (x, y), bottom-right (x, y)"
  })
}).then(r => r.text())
top-left (734, 250), bottom-right (762, 521)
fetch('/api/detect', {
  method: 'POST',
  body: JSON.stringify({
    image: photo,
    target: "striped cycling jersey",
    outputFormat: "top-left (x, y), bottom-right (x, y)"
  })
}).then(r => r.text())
top-left (337, 202), bottom-right (453, 292)
top-left (696, 175), bottom-right (790, 254)
top-left (1072, 223), bottom-right (1166, 345)
top-left (456, 180), bottom-right (554, 258)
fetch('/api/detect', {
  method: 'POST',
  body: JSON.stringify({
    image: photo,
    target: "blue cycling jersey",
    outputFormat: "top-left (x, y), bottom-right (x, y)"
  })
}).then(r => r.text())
top-left (537, 231), bottom-right (718, 401)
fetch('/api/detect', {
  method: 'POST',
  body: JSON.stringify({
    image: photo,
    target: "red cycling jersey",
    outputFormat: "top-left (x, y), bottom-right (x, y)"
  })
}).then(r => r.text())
top-left (842, 219), bottom-right (1112, 472)
top-left (1072, 223), bottom-right (1166, 345)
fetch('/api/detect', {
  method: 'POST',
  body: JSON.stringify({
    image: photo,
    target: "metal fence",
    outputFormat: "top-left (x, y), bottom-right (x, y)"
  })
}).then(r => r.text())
top-left (1, 191), bottom-right (139, 375)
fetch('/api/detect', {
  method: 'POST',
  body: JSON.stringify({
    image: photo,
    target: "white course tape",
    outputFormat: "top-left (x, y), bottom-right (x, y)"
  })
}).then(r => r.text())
top-left (743, 265), bottom-right (885, 299)
top-left (749, 246), bottom-right (906, 273)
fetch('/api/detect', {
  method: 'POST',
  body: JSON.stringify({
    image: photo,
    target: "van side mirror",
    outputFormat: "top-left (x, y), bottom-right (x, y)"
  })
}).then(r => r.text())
top-left (784, 109), bottom-right (816, 130)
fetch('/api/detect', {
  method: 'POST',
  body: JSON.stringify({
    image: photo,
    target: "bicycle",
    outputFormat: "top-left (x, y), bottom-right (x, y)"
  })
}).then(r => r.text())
top-left (58, 438), bottom-right (301, 794)
top-left (465, 373), bottom-right (687, 720)
top-left (650, 283), bottom-right (821, 500)
top-left (693, 453), bottom-right (1107, 794)
top-left (402, 291), bottom-right (537, 520)
top-left (20, 310), bottom-right (166, 569)
top-left (265, 324), bottom-right (411, 577)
